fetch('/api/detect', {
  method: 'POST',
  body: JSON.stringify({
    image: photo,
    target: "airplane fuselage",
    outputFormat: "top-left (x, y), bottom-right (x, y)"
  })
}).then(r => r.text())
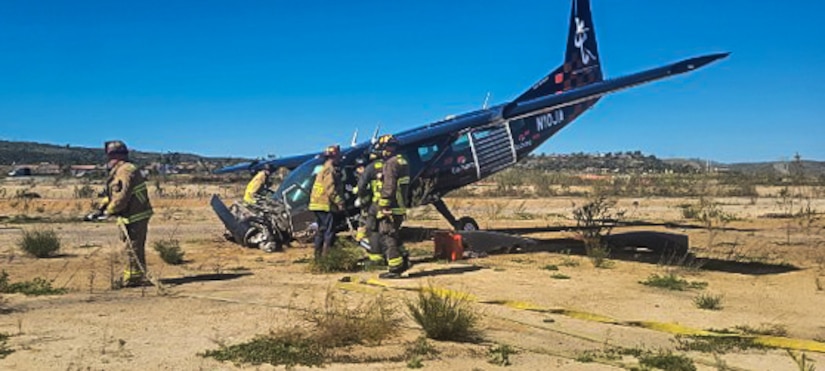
top-left (214, 0), bottom-right (727, 242)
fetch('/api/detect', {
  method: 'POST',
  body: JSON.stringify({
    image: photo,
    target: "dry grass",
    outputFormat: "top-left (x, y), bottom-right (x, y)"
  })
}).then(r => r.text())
top-left (306, 290), bottom-right (402, 347)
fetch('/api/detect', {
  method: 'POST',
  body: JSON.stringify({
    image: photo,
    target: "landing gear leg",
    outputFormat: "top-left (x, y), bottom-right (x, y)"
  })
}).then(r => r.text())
top-left (432, 198), bottom-right (479, 231)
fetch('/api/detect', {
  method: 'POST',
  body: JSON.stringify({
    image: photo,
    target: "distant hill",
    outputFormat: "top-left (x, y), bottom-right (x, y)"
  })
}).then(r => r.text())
top-left (3, 139), bottom-right (824, 179)
top-left (519, 152), bottom-right (825, 178)
top-left (664, 157), bottom-right (825, 178)
top-left (0, 140), bottom-right (249, 168)
top-left (520, 152), bottom-right (700, 174)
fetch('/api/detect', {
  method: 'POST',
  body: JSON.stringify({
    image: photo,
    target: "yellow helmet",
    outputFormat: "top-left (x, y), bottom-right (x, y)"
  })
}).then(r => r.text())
top-left (376, 135), bottom-right (399, 158)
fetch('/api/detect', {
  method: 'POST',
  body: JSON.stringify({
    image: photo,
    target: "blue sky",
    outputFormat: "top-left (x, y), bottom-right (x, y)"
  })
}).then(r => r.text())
top-left (1, 0), bottom-right (823, 163)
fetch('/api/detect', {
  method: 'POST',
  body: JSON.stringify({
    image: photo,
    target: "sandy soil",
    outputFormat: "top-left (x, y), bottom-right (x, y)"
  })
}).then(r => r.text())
top-left (1, 181), bottom-right (824, 370)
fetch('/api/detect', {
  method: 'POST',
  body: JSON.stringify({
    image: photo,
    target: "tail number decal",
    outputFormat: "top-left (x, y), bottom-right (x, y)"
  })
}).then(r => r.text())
top-left (574, 17), bottom-right (597, 65)
top-left (536, 109), bottom-right (565, 132)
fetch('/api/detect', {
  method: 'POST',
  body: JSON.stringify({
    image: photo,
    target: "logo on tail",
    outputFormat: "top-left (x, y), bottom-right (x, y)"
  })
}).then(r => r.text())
top-left (574, 17), bottom-right (597, 65)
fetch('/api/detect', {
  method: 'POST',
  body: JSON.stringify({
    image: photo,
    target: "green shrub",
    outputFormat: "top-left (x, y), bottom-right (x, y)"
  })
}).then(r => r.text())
top-left (639, 350), bottom-right (696, 371)
top-left (201, 329), bottom-right (326, 369)
top-left (551, 273), bottom-right (571, 280)
top-left (203, 291), bottom-right (404, 369)
top-left (407, 286), bottom-right (480, 342)
top-left (153, 239), bottom-right (185, 265)
top-left (572, 196), bottom-right (622, 268)
top-left (0, 332), bottom-right (13, 359)
top-left (675, 335), bottom-right (764, 354)
top-left (406, 356), bottom-right (424, 368)
top-left (406, 335), bottom-right (439, 358)
top-left (0, 270), bottom-right (67, 296)
top-left (309, 240), bottom-right (363, 273)
top-left (640, 273), bottom-right (707, 291)
top-left (18, 229), bottom-right (61, 258)
top-left (694, 293), bottom-right (723, 310)
top-left (405, 336), bottom-right (439, 369)
top-left (488, 344), bottom-right (517, 366)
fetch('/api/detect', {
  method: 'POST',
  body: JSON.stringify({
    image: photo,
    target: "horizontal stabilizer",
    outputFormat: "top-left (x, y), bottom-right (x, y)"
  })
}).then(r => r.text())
top-left (504, 53), bottom-right (729, 119)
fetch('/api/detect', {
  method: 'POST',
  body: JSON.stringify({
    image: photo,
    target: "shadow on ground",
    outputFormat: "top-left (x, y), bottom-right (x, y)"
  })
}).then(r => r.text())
top-left (159, 272), bottom-right (252, 286)
top-left (401, 226), bottom-right (799, 276)
top-left (522, 239), bottom-right (799, 275)
top-left (405, 264), bottom-right (483, 278)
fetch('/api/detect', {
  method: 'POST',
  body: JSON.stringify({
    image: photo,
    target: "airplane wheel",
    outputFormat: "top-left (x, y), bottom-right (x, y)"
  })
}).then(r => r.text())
top-left (456, 216), bottom-right (479, 231)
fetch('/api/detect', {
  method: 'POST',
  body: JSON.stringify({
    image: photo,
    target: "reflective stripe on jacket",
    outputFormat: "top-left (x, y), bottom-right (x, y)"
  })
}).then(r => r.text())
top-left (378, 155), bottom-right (410, 215)
top-left (309, 160), bottom-right (343, 212)
top-left (105, 161), bottom-right (153, 224)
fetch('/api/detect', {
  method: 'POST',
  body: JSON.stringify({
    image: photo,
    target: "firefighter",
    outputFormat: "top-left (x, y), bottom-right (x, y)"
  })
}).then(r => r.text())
top-left (243, 163), bottom-right (273, 205)
top-left (87, 140), bottom-right (153, 287)
top-left (355, 144), bottom-right (385, 265)
top-left (308, 145), bottom-right (345, 259)
top-left (376, 135), bottom-right (411, 278)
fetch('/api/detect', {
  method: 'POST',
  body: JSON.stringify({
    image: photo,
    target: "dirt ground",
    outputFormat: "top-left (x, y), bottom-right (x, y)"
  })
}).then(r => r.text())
top-left (1, 178), bottom-right (825, 370)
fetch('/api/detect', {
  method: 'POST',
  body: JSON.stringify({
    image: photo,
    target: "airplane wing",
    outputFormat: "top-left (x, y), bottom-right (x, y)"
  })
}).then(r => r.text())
top-left (213, 153), bottom-right (318, 174)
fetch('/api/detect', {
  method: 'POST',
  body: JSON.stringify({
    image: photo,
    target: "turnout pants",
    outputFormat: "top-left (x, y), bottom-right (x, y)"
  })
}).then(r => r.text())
top-left (314, 211), bottom-right (338, 259)
top-left (364, 205), bottom-right (384, 264)
top-left (378, 214), bottom-right (406, 272)
top-left (119, 218), bottom-right (149, 281)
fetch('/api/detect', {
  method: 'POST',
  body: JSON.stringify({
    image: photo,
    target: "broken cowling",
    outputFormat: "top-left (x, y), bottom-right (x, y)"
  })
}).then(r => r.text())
top-left (210, 195), bottom-right (292, 252)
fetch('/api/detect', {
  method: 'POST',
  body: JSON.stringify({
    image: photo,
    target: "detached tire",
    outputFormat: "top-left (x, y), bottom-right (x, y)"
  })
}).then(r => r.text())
top-left (455, 216), bottom-right (479, 231)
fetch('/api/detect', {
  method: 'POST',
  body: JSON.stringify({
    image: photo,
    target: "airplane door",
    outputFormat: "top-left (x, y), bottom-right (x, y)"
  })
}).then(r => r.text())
top-left (468, 123), bottom-right (517, 179)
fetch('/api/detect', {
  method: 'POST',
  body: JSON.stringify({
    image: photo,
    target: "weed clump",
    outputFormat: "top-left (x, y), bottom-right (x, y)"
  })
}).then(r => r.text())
top-left (694, 293), bottom-right (723, 310)
top-left (676, 335), bottom-right (764, 353)
top-left (638, 350), bottom-right (696, 371)
top-left (201, 329), bottom-right (325, 369)
top-left (488, 344), bottom-right (517, 366)
top-left (734, 323), bottom-right (788, 337)
top-left (0, 332), bottom-right (13, 359)
top-left (407, 286), bottom-right (480, 342)
top-left (306, 291), bottom-right (401, 347)
top-left (203, 291), bottom-right (405, 368)
top-left (405, 336), bottom-right (440, 369)
top-left (153, 239), bottom-right (185, 265)
top-left (17, 229), bottom-right (61, 258)
top-left (0, 271), bottom-right (67, 296)
top-left (572, 196), bottom-right (623, 268)
top-left (551, 273), bottom-right (571, 280)
top-left (639, 273), bottom-right (707, 291)
top-left (309, 240), bottom-right (363, 273)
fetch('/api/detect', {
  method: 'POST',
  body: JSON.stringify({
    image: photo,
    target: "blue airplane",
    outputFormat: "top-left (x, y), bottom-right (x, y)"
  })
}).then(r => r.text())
top-left (212, 0), bottom-right (728, 251)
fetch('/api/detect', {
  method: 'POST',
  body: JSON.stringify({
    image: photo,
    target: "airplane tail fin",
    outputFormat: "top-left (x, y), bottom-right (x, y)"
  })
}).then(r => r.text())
top-left (515, 0), bottom-right (603, 103)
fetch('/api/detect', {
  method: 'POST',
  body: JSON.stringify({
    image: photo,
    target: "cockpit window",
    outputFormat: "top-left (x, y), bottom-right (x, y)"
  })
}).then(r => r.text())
top-left (451, 134), bottom-right (470, 152)
top-left (417, 143), bottom-right (440, 162)
top-left (277, 157), bottom-right (323, 209)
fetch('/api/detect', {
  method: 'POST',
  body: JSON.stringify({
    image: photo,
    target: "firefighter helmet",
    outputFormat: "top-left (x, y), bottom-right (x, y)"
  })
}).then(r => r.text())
top-left (323, 144), bottom-right (341, 158)
top-left (104, 140), bottom-right (129, 157)
top-left (377, 135), bottom-right (399, 157)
